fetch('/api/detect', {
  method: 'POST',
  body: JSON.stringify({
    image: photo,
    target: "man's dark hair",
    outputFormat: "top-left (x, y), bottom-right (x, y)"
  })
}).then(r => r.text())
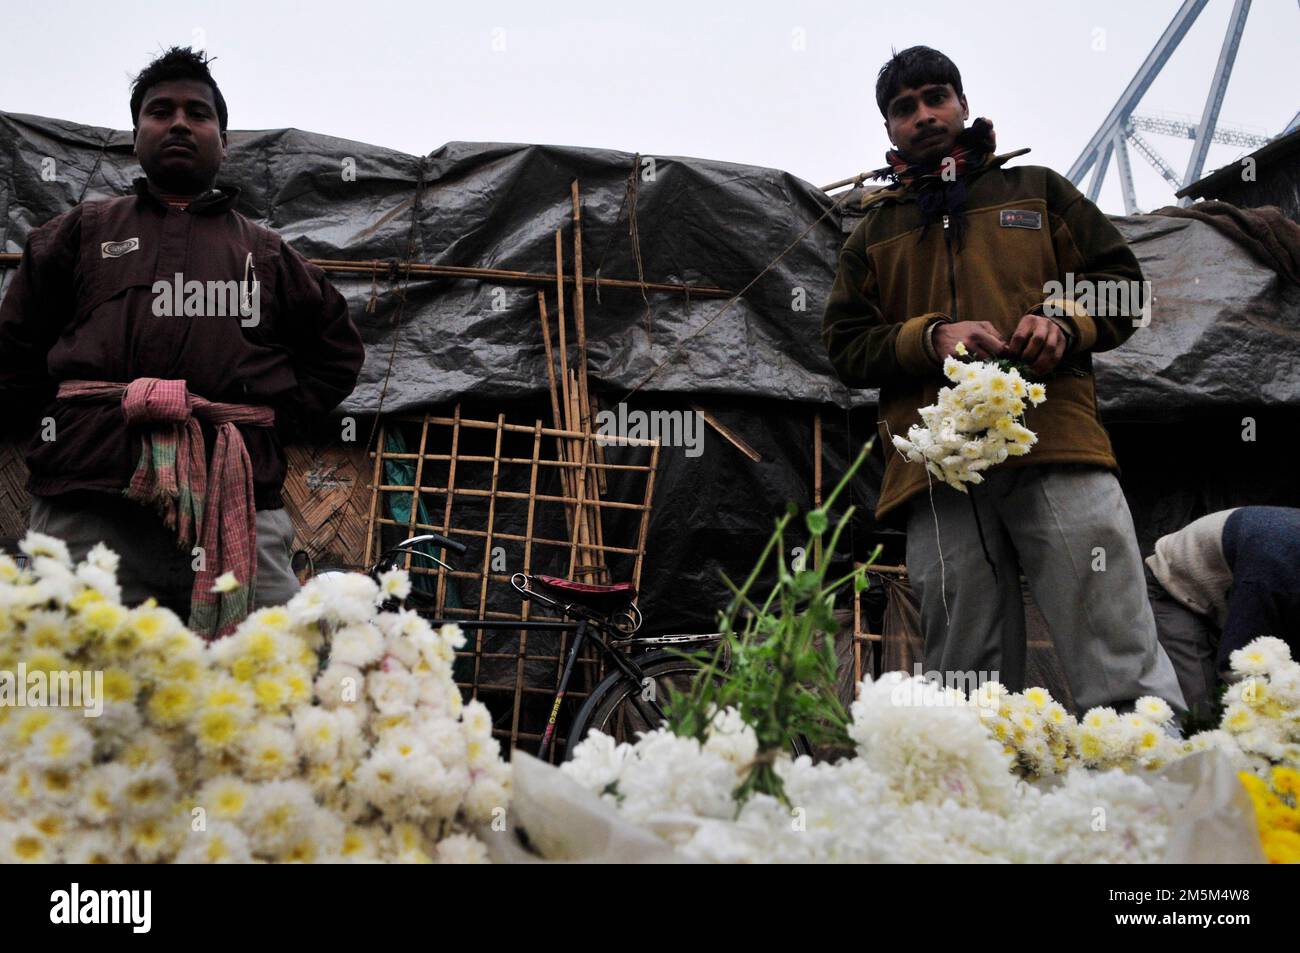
top-left (875, 46), bottom-right (963, 118)
top-left (129, 46), bottom-right (228, 132)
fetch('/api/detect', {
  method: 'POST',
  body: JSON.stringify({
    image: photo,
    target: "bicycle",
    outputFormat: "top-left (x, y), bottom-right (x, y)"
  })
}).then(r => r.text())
top-left (365, 533), bottom-right (813, 762)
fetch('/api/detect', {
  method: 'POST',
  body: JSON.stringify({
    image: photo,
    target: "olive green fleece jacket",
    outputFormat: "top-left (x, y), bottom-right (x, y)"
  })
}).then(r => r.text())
top-left (822, 151), bottom-right (1145, 524)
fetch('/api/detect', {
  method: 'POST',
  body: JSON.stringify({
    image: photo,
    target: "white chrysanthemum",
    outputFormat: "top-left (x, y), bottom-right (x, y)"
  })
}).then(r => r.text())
top-left (120, 761), bottom-right (179, 820)
top-left (1230, 636), bottom-right (1292, 677)
top-left (175, 820), bottom-right (253, 864)
top-left (330, 623), bottom-right (385, 668)
top-left (368, 667), bottom-right (420, 716)
top-left (73, 762), bottom-right (129, 824)
top-left (239, 721), bottom-right (298, 781)
top-left (293, 706), bottom-right (344, 763)
top-left (437, 623), bottom-right (467, 651)
top-left (198, 775), bottom-right (254, 823)
top-left (383, 629), bottom-right (421, 669)
top-left (461, 775), bottom-right (509, 823)
top-left (19, 531), bottom-right (72, 568)
top-left (461, 699), bottom-right (493, 740)
top-left (0, 819), bottom-right (62, 863)
top-left (703, 706), bottom-right (759, 768)
top-left (245, 780), bottom-right (317, 857)
top-left (75, 562), bottom-right (122, 603)
top-left (376, 567), bottom-right (412, 604)
top-left (22, 716), bottom-right (94, 771)
top-left (1135, 696), bottom-right (1174, 724)
top-left (63, 830), bottom-right (123, 864)
top-left (561, 730), bottom-right (634, 793)
top-left (290, 572), bottom-right (381, 626)
top-left (434, 833), bottom-right (490, 864)
top-left (850, 673), bottom-right (1017, 811)
top-left (314, 662), bottom-right (365, 709)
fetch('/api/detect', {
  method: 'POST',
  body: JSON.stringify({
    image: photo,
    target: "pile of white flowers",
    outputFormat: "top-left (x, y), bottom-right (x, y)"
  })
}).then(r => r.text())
top-left (563, 673), bottom-right (1171, 863)
top-left (891, 347), bottom-right (1047, 491)
top-left (562, 635), bottom-right (1300, 863)
top-left (986, 636), bottom-right (1300, 779)
top-left (0, 531), bottom-right (509, 863)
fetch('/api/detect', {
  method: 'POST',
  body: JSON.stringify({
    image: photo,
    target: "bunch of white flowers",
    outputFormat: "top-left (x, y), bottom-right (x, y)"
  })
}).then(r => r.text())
top-left (1182, 636), bottom-right (1300, 773)
top-left (560, 680), bottom-right (1174, 863)
top-left (0, 531), bottom-right (507, 864)
top-left (985, 637), bottom-right (1300, 780)
top-left (891, 345), bottom-right (1046, 492)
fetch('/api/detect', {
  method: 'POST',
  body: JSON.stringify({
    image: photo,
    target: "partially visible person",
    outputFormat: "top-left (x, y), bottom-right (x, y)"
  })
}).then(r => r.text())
top-left (1146, 506), bottom-right (1300, 718)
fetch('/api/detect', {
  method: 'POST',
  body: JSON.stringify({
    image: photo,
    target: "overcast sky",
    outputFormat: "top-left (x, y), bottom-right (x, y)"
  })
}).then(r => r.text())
top-left (2, 0), bottom-right (1296, 213)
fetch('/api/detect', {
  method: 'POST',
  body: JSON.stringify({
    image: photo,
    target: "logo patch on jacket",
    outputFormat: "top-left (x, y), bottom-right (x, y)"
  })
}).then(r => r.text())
top-left (999, 210), bottom-right (1041, 230)
top-left (101, 237), bottom-right (140, 258)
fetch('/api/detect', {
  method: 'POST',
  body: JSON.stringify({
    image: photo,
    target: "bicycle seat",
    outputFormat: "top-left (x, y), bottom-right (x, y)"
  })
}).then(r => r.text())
top-left (531, 575), bottom-right (637, 614)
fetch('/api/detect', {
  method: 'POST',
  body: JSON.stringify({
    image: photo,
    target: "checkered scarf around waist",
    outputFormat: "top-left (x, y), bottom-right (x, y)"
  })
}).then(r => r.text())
top-left (55, 378), bottom-right (275, 639)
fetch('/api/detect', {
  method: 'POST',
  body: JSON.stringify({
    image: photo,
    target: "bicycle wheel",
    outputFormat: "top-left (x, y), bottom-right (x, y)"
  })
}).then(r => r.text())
top-left (563, 651), bottom-right (812, 761)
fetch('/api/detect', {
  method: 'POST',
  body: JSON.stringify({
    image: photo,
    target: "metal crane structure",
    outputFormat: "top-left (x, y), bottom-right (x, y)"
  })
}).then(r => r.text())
top-left (1067, 0), bottom-right (1293, 214)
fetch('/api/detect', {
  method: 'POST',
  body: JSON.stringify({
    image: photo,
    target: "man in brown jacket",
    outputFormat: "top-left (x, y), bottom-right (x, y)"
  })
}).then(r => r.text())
top-left (823, 47), bottom-right (1185, 719)
top-left (0, 48), bottom-right (365, 636)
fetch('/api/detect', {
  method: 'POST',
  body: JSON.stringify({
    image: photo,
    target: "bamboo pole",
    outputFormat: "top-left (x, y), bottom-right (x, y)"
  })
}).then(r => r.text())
top-left (538, 291), bottom-right (578, 540)
top-left (435, 406), bottom-right (461, 614)
top-left (554, 230), bottom-right (572, 433)
top-left (363, 422), bottom-right (386, 568)
top-left (0, 251), bottom-right (738, 297)
top-left (690, 404), bottom-right (762, 463)
top-left (572, 180), bottom-right (605, 495)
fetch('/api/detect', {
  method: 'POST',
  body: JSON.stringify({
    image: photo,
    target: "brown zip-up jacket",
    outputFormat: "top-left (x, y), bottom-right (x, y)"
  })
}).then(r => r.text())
top-left (822, 152), bottom-right (1144, 525)
top-left (0, 177), bottom-right (365, 510)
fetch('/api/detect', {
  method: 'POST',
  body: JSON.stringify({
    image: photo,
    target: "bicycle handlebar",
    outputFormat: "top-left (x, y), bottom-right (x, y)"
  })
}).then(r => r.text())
top-left (396, 533), bottom-right (467, 557)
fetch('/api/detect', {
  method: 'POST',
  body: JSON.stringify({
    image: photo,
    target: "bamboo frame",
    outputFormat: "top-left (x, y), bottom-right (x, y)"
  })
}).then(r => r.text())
top-left (366, 404), bottom-right (660, 755)
top-left (852, 563), bottom-right (908, 688)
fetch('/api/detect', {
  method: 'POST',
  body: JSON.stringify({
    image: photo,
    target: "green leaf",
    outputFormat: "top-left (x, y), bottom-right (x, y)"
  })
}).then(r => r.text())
top-left (805, 509), bottom-right (829, 536)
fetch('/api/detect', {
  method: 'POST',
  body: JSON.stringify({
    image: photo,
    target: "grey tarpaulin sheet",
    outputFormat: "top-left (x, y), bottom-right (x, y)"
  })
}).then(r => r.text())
top-left (4, 110), bottom-right (1298, 417)
top-left (3, 111), bottom-right (1299, 634)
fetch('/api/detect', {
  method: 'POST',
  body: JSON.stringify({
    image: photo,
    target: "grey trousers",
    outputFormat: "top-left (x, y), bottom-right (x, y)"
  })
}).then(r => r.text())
top-left (904, 463), bottom-right (1187, 717)
top-left (27, 493), bottom-right (301, 620)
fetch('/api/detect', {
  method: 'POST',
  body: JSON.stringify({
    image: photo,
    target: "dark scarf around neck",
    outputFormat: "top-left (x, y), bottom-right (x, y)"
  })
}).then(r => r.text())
top-left (878, 117), bottom-right (998, 249)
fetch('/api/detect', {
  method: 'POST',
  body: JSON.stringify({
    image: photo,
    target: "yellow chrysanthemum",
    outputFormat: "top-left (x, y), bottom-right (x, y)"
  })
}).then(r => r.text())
top-left (209, 782), bottom-right (250, 820)
top-left (1079, 731), bottom-right (1103, 759)
top-left (282, 839), bottom-right (318, 863)
top-left (34, 813), bottom-right (67, 839)
top-left (253, 678), bottom-right (288, 710)
top-left (147, 682), bottom-right (198, 727)
top-left (11, 833), bottom-right (47, 862)
top-left (196, 708), bottom-right (244, 751)
top-left (341, 828), bottom-right (371, 857)
top-left (1263, 829), bottom-right (1300, 864)
top-left (284, 674), bottom-right (311, 705)
top-left (68, 589), bottom-right (105, 612)
top-left (82, 601), bottom-right (129, 635)
top-left (23, 650), bottom-right (65, 674)
top-left (102, 668), bottom-right (137, 704)
top-left (14, 710), bottom-right (53, 744)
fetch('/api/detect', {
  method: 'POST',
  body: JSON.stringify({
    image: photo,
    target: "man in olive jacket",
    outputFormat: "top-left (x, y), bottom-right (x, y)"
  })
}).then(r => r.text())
top-left (823, 47), bottom-right (1185, 717)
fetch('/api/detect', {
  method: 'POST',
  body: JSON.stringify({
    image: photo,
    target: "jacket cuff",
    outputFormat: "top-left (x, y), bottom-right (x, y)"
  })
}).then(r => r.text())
top-left (1043, 315), bottom-right (1077, 355)
top-left (898, 313), bottom-right (949, 375)
top-left (1035, 297), bottom-right (1098, 353)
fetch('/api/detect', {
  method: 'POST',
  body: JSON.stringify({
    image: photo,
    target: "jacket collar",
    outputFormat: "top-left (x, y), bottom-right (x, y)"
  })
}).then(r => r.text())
top-left (862, 148), bottom-right (1032, 210)
top-left (133, 176), bottom-right (241, 215)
